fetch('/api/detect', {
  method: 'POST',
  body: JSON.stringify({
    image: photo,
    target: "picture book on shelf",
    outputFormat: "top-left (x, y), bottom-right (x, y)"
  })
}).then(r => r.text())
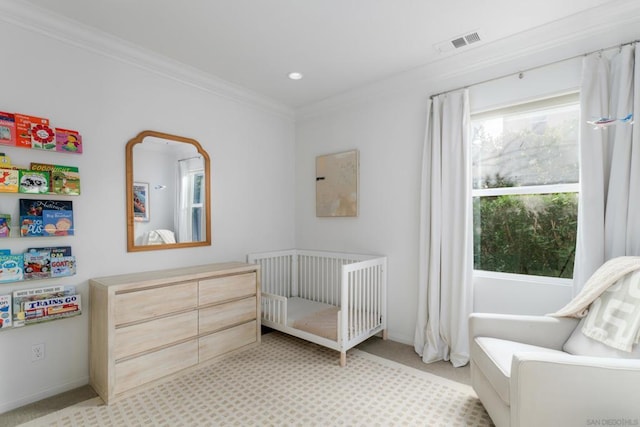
top-left (20, 216), bottom-right (43, 237)
top-left (23, 248), bottom-right (51, 280)
top-left (42, 210), bottom-right (74, 236)
top-left (15, 114), bottom-right (49, 149)
top-left (0, 253), bottom-right (23, 283)
top-left (0, 294), bottom-right (11, 329)
top-left (55, 128), bottom-right (82, 154)
top-left (31, 123), bottom-right (56, 151)
top-left (0, 112), bottom-right (16, 147)
top-left (0, 168), bottom-right (19, 193)
top-left (28, 246), bottom-right (72, 258)
top-left (20, 199), bottom-right (73, 216)
top-left (18, 170), bottom-right (49, 194)
top-left (0, 214), bottom-right (10, 237)
top-left (50, 256), bottom-right (75, 278)
top-left (25, 246), bottom-right (74, 278)
top-left (12, 285), bottom-right (81, 327)
top-left (29, 163), bottom-right (80, 195)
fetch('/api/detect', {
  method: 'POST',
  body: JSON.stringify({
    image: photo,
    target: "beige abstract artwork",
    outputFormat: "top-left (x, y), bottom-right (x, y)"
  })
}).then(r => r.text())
top-left (316, 150), bottom-right (359, 217)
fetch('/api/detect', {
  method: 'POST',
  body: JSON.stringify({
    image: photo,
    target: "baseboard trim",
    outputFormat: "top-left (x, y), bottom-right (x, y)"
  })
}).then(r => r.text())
top-left (0, 376), bottom-right (89, 414)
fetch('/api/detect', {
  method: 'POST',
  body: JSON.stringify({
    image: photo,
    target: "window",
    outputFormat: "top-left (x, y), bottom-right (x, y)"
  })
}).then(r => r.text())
top-left (471, 94), bottom-right (579, 279)
top-left (188, 171), bottom-right (204, 241)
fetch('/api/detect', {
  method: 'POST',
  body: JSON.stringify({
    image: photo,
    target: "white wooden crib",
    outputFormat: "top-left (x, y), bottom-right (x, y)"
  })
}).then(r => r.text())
top-left (247, 249), bottom-right (387, 366)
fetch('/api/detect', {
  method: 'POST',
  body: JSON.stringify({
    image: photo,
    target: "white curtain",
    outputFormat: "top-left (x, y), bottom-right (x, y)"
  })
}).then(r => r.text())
top-left (414, 89), bottom-right (473, 367)
top-left (175, 157), bottom-right (200, 242)
top-left (573, 44), bottom-right (640, 293)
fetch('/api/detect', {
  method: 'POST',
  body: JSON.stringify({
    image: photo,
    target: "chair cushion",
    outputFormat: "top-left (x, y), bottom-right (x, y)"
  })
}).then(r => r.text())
top-left (563, 318), bottom-right (640, 358)
top-left (472, 337), bottom-right (566, 405)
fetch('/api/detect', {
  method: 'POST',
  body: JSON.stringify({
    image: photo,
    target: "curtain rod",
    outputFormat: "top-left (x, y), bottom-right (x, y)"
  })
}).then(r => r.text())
top-left (179, 155), bottom-right (202, 162)
top-left (429, 39), bottom-right (639, 100)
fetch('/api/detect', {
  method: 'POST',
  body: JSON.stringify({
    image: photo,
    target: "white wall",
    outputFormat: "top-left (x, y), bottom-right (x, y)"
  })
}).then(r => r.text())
top-left (0, 16), bottom-right (295, 412)
top-left (295, 16), bottom-right (640, 344)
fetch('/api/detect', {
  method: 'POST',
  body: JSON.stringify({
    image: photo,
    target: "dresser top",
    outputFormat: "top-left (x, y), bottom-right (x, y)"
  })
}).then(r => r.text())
top-left (90, 262), bottom-right (259, 289)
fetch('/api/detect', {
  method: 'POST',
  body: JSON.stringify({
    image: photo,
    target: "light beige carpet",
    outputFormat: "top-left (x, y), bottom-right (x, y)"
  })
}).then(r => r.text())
top-left (20, 332), bottom-right (493, 426)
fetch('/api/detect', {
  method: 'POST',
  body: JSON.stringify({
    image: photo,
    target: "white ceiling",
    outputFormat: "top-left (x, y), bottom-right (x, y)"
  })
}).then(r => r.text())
top-left (18, 0), bottom-right (633, 109)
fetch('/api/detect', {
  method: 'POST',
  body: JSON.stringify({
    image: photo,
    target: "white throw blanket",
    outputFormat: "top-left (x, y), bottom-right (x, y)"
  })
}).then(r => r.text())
top-left (580, 270), bottom-right (640, 351)
top-left (550, 256), bottom-right (640, 352)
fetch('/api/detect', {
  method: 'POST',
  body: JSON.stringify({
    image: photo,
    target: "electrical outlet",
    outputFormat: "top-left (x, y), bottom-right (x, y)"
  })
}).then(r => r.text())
top-left (32, 343), bottom-right (45, 362)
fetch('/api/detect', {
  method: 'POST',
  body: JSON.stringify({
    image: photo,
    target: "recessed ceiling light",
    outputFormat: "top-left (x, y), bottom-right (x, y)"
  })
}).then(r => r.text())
top-left (288, 72), bottom-right (303, 80)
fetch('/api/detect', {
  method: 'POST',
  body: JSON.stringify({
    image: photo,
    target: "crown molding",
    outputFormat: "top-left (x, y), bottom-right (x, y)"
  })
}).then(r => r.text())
top-left (296, 0), bottom-right (640, 120)
top-left (0, 0), bottom-right (295, 120)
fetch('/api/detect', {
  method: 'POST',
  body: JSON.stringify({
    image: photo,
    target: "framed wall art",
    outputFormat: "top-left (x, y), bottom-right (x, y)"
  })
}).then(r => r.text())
top-left (133, 182), bottom-right (149, 222)
top-left (316, 149), bottom-right (359, 217)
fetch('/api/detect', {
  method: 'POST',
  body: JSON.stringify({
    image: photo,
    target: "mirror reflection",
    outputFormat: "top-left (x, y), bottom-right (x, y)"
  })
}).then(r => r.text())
top-left (126, 130), bottom-right (211, 252)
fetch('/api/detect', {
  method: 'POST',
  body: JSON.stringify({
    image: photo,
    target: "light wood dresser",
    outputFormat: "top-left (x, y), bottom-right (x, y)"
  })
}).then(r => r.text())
top-left (89, 262), bottom-right (260, 404)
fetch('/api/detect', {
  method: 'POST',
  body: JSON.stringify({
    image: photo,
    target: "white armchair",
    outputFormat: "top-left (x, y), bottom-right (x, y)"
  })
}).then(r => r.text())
top-left (469, 313), bottom-right (640, 427)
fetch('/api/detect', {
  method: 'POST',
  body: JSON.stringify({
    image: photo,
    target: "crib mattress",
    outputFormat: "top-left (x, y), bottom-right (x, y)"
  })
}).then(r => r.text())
top-left (287, 297), bottom-right (339, 341)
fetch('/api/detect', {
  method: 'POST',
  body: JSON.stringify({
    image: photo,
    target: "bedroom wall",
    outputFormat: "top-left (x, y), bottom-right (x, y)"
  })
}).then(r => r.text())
top-left (294, 10), bottom-right (640, 344)
top-left (0, 11), bottom-right (295, 412)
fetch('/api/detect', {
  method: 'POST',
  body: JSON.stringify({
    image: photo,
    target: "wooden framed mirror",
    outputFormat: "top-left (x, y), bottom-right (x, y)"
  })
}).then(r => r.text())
top-left (126, 130), bottom-right (211, 252)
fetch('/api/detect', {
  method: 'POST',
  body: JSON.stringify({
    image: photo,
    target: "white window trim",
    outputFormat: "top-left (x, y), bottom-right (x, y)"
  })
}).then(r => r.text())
top-left (473, 269), bottom-right (573, 287)
top-left (473, 183), bottom-right (579, 197)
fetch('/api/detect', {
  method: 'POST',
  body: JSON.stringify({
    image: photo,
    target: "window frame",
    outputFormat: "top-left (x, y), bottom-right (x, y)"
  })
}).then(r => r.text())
top-left (470, 93), bottom-right (580, 284)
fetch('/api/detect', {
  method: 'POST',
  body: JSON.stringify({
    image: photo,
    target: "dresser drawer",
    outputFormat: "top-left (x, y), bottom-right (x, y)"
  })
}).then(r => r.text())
top-left (115, 281), bottom-right (198, 325)
top-left (114, 339), bottom-right (198, 395)
top-left (199, 273), bottom-right (256, 305)
top-left (199, 320), bottom-right (257, 361)
top-left (199, 297), bottom-right (256, 334)
top-left (114, 311), bottom-right (198, 360)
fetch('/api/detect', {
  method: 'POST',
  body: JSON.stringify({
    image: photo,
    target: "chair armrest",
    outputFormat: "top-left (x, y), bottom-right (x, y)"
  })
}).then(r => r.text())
top-left (510, 353), bottom-right (640, 427)
top-left (469, 313), bottom-right (579, 350)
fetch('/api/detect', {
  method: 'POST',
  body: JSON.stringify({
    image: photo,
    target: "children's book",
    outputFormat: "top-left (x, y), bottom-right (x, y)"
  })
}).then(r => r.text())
top-left (55, 128), bottom-right (82, 154)
top-left (23, 248), bottom-right (51, 280)
top-left (0, 112), bottom-right (16, 147)
top-left (50, 256), bottom-right (75, 278)
top-left (20, 216), bottom-right (43, 237)
top-left (28, 246), bottom-right (72, 258)
top-left (0, 294), bottom-right (11, 329)
top-left (18, 170), bottom-right (50, 194)
top-left (12, 285), bottom-right (81, 327)
top-left (19, 199), bottom-right (73, 237)
top-left (14, 114), bottom-right (48, 149)
top-left (42, 209), bottom-right (74, 236)
top-left (31, 123), bottom-right (56, 150)
top-left (0, 214), bottom-right (10, 237)
top-left (28, 164), bottom-right (80, 194)
top-left (0, 253), bottom-right (23, 283)
top-left (20, 199), bottom-right (72, 216)
top-left (0, 168), bottom-right (19, 193)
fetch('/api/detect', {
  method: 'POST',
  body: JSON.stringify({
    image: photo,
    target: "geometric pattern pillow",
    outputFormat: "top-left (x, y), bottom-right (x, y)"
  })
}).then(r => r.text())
top-left (563, 318), bottom-right (640, 358)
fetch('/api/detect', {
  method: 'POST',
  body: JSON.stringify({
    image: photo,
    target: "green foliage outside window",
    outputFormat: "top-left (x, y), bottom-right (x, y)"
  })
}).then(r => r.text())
top-left (473, 192), bottom-right (577, 278)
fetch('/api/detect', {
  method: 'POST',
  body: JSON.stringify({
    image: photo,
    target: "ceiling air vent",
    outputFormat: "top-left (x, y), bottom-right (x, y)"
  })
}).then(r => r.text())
top-left (434, 29), bottom-right (484, 53)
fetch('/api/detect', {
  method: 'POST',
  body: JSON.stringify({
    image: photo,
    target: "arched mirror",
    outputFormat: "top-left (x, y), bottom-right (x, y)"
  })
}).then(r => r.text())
top-left (126, 130), bottom-right (211, 252)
